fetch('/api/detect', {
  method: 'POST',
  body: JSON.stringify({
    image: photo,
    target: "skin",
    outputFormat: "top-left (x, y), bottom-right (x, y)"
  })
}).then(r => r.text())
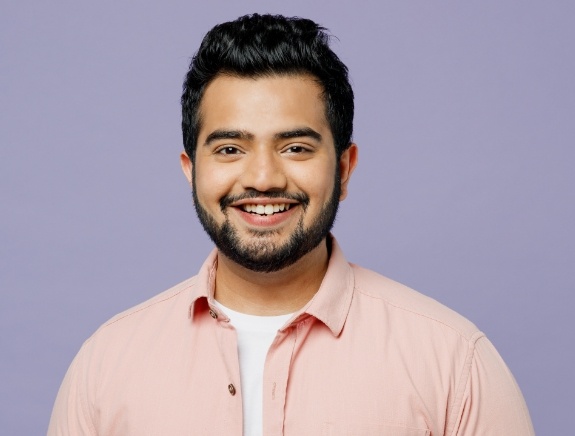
top-left (180, 74), bottom-right (357, 315)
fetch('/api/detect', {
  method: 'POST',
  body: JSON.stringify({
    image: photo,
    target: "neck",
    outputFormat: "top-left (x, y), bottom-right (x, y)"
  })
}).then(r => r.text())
top-left (214, 238), bottom-right (330, 316)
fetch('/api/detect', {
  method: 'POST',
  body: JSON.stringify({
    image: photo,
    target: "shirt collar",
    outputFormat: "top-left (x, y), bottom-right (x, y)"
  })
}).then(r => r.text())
top-left (188, 234), bottom-right (355, 337)
top-left (188, 248), bottom-right (218, 317)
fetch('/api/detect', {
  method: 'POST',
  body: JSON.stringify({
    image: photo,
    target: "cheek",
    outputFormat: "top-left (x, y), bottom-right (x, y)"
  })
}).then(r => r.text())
top-left (193, 165), bottom-right (234, 206)
top-left (289, 161), bottom-right (337, 201)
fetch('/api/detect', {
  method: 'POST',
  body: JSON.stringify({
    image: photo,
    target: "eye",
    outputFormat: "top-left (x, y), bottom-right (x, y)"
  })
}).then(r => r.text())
top-left (284, 145), bottom-right (308, 154)
top-left (216, 146), bottom-right (241, 155)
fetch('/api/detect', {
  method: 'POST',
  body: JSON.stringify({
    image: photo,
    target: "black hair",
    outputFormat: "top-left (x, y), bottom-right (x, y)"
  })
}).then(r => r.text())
top-left (181, 13), bottom-right (354, 161)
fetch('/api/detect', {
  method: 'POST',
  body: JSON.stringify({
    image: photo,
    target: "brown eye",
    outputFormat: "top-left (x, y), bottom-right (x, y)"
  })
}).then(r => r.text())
top-left (286, 146), bottom-right (306, 153)
top-left (217, 146), bottom-right (240, 155)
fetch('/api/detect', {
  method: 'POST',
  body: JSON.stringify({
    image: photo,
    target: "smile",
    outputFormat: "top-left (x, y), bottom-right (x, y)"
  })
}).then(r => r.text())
top-left (241, 203), bottom-right (292, 216)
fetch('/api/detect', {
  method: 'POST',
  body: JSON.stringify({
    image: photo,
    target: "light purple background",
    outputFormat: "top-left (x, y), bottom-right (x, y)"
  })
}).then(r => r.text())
top-left (1, 1), bottom-right (573, 434)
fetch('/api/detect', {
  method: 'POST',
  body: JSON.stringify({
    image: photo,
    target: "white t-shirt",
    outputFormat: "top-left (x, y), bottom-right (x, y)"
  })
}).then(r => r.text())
top-left (215, 301), bottom-right (293, 436)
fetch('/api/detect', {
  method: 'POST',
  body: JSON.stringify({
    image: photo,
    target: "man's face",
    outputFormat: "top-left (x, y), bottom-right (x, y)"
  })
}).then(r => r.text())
top-left (181, 74), bottom-right (355, 272)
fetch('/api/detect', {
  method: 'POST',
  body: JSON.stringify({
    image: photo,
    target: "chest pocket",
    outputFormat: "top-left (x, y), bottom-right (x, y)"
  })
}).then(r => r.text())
top-left (322, 422), bottom-right (430, 436)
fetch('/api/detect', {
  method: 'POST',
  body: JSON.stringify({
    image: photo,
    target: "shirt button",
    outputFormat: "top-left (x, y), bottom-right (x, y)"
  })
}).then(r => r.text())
top-left (228, 384), bottom-right (236, 396)
top-left (209, 309), bottom-right (218, 319)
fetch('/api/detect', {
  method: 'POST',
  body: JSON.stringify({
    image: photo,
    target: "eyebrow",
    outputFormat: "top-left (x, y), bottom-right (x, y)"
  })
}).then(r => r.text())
top-left (203, 129), bottom-right (254, 146)
top-left (274, 128), bottom-right (322, 142)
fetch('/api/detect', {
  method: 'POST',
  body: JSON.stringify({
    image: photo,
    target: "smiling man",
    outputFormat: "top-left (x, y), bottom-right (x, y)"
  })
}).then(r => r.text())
top-left (182, 73), bottom-right (352, 314)
top-left (49, 14), bottom-right (534, 436)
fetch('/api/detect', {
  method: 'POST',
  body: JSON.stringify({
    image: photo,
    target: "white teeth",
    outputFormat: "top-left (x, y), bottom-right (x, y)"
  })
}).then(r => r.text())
top-left (242, 203), bottom-right (292, 215)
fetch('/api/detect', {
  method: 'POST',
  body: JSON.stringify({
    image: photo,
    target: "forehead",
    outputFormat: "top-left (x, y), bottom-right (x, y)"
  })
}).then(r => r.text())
top-left (197, 73), bottom-right (331, 140)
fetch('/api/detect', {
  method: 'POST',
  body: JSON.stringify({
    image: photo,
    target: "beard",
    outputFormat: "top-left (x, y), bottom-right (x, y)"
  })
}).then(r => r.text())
top-left (192, 170), bottom-right (341, 273)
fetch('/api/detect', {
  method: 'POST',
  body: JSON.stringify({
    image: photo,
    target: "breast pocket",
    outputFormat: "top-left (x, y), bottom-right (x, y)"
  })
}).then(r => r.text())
top-left (322, 422), bottom-right (430, 436)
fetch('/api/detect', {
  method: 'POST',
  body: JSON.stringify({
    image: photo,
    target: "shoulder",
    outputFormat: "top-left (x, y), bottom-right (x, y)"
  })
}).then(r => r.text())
top-left (86, 275), bottom-right (198, 346)
top-left (350, 263), bottom-right (481, 342)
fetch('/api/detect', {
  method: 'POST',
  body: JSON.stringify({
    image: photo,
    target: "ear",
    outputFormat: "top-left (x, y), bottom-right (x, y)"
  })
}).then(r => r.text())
top-left (338, 143), bottom-right (358, 201)
top-left (180, 152), bottom-right (194, 187)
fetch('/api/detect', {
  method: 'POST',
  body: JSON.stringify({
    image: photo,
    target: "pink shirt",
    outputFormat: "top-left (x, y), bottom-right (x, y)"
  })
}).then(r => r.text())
top-left (49, 237), bottom-right (534, 435)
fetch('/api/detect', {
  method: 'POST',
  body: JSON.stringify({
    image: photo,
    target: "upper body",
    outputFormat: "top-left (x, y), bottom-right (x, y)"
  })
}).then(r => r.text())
top-left (49, 13), bottom-right (534, 436)
top-left (48, 237), bottom-right (534, 436)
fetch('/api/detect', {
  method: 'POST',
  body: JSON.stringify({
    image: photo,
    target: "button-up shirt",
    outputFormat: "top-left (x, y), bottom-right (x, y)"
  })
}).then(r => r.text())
top-left (49, 237), bottom-right (534, 435)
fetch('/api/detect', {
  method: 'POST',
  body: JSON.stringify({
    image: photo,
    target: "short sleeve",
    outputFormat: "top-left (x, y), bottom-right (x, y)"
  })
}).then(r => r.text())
top-left (451, 335), bottom-right (534, 436)
top-left (48, 343), bottom-right (96, 436)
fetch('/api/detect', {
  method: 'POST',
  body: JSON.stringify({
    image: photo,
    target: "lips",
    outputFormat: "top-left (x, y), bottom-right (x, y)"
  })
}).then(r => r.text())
top-left (242, 203), bottom-right (292, 215)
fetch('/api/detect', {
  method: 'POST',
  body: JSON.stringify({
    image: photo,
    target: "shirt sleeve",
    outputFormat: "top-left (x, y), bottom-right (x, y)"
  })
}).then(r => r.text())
top-left (48, 344), bottom-right (96, 436)
top-left (451, 335), bottom-right (535, 436)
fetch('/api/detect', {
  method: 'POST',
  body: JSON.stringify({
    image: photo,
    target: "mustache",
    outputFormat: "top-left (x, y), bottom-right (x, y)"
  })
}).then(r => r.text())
top-left (220, 190), bottom-right (310, 211)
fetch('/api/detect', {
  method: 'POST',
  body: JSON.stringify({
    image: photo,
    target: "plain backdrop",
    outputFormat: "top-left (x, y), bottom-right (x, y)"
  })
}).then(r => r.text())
top-left (1, 1), bottom-right (573, 434)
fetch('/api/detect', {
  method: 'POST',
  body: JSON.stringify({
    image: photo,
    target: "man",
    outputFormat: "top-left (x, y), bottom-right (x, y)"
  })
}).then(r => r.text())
top-left (49, 14), bottom-right (534, 436)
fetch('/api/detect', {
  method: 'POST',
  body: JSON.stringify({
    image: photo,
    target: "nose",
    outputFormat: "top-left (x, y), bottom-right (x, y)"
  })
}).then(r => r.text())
top-left (240, 147), bottom-right (287, 193)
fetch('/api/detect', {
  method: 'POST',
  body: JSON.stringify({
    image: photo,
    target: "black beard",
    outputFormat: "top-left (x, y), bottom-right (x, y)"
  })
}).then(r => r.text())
top-left (192, 170), bottom-right (341, 273)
